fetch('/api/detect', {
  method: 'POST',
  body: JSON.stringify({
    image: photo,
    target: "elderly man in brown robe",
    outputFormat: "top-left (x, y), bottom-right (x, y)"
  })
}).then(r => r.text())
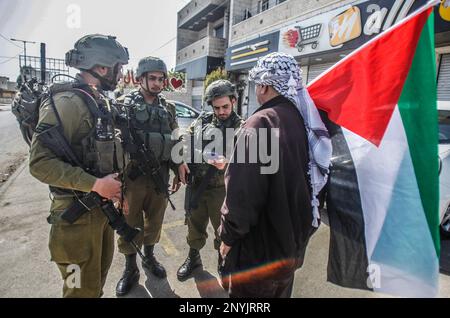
top-left (218, 52), bottom-right (332, 298)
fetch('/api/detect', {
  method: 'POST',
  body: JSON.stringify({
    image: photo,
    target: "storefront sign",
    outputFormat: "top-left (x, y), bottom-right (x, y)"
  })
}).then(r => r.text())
top-left (120, 70), bottom-right (185, 91)
top-left (279, 0), bottom-right (435, 58)
top-left (225, 32), bottom-right (279, 71)
top-left (439, 0), bottom-right (450, 21)
top-left (436, 0), bottom-right (450, 32)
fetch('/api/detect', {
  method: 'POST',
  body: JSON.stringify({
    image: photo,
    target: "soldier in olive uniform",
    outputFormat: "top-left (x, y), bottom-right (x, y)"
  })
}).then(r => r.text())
top-left (115, 57), bottom-right (182, 296)
top-left (29, 34), bottom-right (129, 297)
top-left (176, 80), bottom-right (244, 280)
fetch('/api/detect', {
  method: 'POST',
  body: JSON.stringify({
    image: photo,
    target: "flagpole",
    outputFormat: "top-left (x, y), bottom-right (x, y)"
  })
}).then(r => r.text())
top-left (307, 0), bottom-right (441, 87)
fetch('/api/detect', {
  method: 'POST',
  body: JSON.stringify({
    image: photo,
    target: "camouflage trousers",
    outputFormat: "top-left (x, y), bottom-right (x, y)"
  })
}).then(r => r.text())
top-left (48, 198), bottom-right (114, 298)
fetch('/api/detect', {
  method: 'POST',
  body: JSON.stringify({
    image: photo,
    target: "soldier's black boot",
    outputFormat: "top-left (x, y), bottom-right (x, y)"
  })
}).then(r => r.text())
top-left (177, 248), bottom-right (202, 281)
top-left (142, 245), bottom-right (167, 278)
top-left (116, 254), bottom-right (140, 296)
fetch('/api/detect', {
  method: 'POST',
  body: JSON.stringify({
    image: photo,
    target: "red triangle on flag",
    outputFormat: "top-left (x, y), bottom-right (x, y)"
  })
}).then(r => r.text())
top-left (308, 7), bottom-right (432, 146)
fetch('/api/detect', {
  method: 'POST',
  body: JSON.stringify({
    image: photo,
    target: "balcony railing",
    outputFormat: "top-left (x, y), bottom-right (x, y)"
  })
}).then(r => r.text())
top-left (234, 0), bottom-right (287, 25)
top-left (178, 0), bottom-right (228, 30)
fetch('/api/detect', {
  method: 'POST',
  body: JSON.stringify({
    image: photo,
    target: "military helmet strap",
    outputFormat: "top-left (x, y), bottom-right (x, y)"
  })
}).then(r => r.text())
top-left (84, 68), bottom-right (118, 92)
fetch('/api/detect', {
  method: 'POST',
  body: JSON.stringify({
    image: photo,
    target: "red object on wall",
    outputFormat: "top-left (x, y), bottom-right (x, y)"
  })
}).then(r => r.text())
top-left (170, 77), bottom-right (183, 89)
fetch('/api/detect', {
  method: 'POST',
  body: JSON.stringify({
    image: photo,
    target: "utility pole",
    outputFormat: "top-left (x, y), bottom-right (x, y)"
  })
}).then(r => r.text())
top-left (10, 38), bottom-right (36, 84)
top-left (40, 43), bottom-right (46, 84)
top-left (10, 38), bottom-right (36, 67)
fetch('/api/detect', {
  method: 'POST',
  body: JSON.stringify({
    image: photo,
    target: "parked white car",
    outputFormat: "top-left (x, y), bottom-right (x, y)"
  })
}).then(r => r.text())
top-left (438, 100), bottom-right (450, 238)
top-left (170, 100), bottom-right (201, 135)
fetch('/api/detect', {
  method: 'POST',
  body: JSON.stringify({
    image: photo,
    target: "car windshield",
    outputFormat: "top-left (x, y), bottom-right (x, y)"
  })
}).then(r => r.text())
top-left (175, 104), bottom-right (196, 118)
top-left (439, 110), bottom-right (450, 144)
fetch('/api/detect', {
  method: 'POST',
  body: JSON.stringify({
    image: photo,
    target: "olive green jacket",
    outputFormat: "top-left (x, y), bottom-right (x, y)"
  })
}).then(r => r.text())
top-left (184, 111), bottom-right (244, 187)
top-left (29, 89), bottom-right (99, 193)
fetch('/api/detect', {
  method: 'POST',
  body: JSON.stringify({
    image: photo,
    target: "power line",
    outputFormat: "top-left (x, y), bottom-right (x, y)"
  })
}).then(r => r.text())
top-left (10, 38), bottom-right (36, 65)
top-left (149, 37), bottom-right (177, 55)
top-left (0, 56), bottom-right (19, 65)
top-left (0, 51), bottom-right (24, 65)
top-left (0, 33), bottom-right (22, 49)
top-left (0, 55), bottom-right (19, 59)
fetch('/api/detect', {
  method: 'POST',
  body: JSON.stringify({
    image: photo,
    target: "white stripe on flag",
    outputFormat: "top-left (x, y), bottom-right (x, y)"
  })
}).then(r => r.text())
top-left (342, 107), bottom-right (439, 297)
top-left (342, 108), bottom-right (407, 258)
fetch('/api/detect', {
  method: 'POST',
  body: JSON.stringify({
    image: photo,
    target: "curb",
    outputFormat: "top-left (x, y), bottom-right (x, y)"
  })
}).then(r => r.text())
top-left (0, 159), bottom-right (28, 202)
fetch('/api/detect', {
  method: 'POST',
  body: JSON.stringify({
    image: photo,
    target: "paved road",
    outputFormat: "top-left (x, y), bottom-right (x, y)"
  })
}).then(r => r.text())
top-left (0, 162), bottom-right (449, 298)
top-left (0, 104), bottom-right (28, 183)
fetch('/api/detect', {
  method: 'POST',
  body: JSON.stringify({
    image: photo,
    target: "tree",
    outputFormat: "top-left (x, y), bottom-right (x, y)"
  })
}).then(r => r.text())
top-left (203, 67), bottom-right (228, 92)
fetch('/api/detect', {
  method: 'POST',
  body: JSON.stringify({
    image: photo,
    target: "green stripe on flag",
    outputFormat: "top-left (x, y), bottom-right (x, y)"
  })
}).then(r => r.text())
top-left (398, 12), bottom-right (440, 255)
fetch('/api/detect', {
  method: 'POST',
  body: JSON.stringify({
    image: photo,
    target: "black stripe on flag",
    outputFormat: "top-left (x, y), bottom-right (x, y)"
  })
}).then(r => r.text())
top-left (320, 112), bottom-right (371, 291)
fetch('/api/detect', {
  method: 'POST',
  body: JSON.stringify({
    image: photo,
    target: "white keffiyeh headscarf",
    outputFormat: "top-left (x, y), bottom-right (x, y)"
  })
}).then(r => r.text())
top-left (249, 52), bottom-right (332, 227)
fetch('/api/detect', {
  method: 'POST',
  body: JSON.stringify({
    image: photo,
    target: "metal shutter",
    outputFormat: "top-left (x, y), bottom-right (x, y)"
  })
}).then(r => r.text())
top-left (307, 62), bottom-right (335, 84)
top-left (438, 54), bottom-right (450, 101)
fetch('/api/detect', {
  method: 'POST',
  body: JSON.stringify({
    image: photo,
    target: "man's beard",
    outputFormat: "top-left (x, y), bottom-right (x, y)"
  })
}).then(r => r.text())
top-left (141, 81), bottom-right (162, 96)
top-left (147, 88), bottom-right (162, 96)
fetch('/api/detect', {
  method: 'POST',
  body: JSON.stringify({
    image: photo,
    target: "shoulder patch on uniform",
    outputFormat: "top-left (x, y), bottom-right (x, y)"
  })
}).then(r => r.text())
top-left (52, 91), bottom-right (85, 107)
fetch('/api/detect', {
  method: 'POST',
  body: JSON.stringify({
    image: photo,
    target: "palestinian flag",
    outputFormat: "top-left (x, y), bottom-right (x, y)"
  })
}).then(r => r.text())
top-left (308, 1), bottom-right (440, 297)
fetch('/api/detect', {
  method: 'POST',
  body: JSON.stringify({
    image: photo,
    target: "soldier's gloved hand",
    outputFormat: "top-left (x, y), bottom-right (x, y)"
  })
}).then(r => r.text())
top-left (91, 173), bottom-right (122, 200)
top-left (178, 163), bottom-right (190, 184)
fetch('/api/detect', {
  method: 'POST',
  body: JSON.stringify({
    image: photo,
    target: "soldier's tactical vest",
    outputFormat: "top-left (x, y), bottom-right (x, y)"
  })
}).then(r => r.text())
top-left (190, 111), bottom-right (243, 188)
top-left (38, 83), bottom-right (125, 197)
top-left (79, 92), bottom-right (125, 177)
top-left (123, 90), bottom-right (175, 163)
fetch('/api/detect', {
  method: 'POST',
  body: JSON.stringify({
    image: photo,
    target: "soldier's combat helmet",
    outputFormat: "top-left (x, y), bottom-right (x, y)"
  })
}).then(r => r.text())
top-left (136, 56), bottom-right (168, 79)
top-left (204, 80), bottom-right (237, 105)
top-left (65, 34), bottom-right (129, 70)
top-left (65, 34), bottom-right (129, 91)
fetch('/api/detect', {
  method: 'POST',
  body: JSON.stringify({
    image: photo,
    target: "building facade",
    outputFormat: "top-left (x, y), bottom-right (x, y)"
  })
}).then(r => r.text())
top-left (0, 76), bottom-right (17, 104)
top-left (175, 0), bottom-right (231, 110)
top-left (176, 0), bottom-right (450, 117)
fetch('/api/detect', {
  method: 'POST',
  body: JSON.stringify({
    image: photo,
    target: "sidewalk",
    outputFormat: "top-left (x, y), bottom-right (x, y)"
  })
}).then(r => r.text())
top-left (0, 161), bottom-right (448, 297)
top-left (0, 162), bottom-right (228, 298)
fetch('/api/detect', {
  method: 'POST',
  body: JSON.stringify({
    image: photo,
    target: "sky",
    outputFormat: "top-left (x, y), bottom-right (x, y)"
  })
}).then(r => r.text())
top-left (0, 0), bottom-right (189, 80)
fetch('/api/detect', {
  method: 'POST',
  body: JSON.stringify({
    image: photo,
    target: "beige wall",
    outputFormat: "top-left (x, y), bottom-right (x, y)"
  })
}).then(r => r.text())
top-left (177, 36), bottom-right (227, 65)
top-left (163, 79), bottom-right (193, 105)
